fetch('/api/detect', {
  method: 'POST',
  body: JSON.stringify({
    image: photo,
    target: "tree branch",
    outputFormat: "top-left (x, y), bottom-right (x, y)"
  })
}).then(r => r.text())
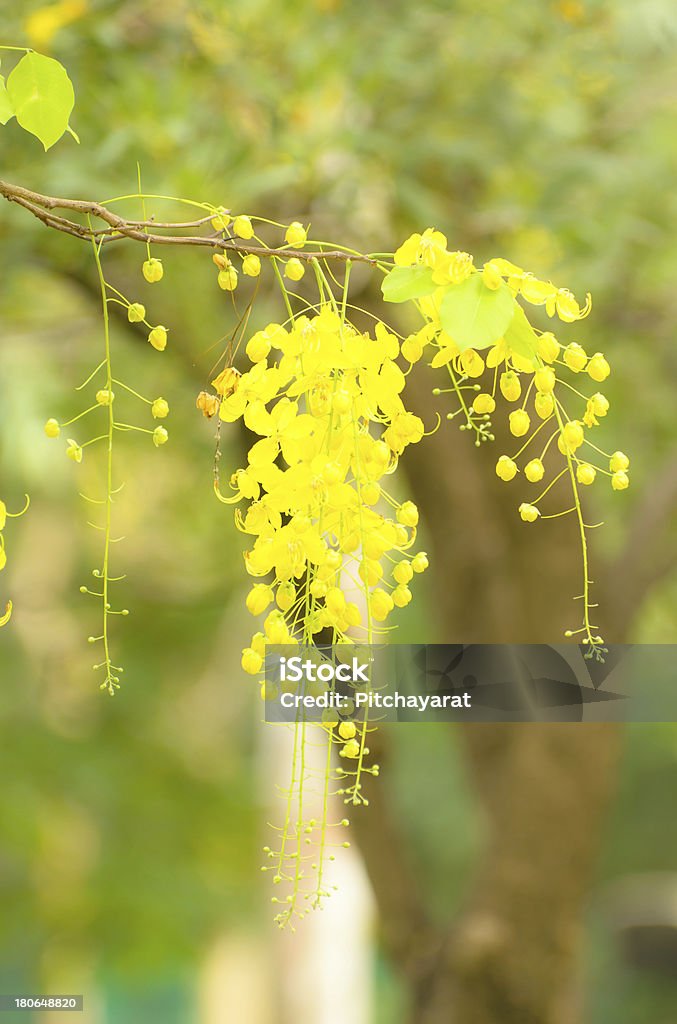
top-left (0, 179), bottom-right (376, 264)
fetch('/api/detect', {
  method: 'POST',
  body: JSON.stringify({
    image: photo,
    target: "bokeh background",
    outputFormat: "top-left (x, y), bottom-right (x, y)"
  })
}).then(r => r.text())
top-left (1, 1), bottom-right (677, 1021)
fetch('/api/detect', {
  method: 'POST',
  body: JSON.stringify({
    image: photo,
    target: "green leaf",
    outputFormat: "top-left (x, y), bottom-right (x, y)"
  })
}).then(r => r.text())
top-left (503, 304), bottom-right (539, 367)
top-left (439, 274), bottom-right (515, 351)
top-left (6, 52), bottom-right (74, 150)
top-left (0, 76), bottom-right (14, 125)
top-left (381, 265), bottom-right (437, 303)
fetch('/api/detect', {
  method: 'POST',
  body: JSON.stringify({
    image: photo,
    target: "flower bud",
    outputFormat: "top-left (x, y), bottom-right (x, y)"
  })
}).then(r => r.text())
top-left (524, 458), bottom-right (545, 483)
top-left (562, 420), bottom-right (584, 451)
top-left (218, 267), bottom-right (238, 291)
top-left (285, 221), bottom-right (307, 246)
top-left (233, 215), bottom-right (254, 239)
top-left (411, 552), bottom-right (429, 573)
top-left (284, 258), bottom-right (305, 281)
top-left (340, 739), bottom-right (361, 759)
top-left (590, 393), bottom-right (609, 417)
top-left (396, 501), bottom-right (419, 527)
top-left (473, 392), bottom-right (496, 414)
top-left (611, 470), bottom-right (629, 491)
top-left (152, 398), bottom-right (169, 419)
top-left (127, 302), bottom-right (146, 323)
top-left (246, 584), bottom-right (274, 616)
top-left (276, 582), bottom-right (296, 612)
top-left (401, 335), bottom-right (424, 362)
top-left (211, 366), bottom-right (241, 397)
top-left (535, 392), bottom-right (554, 419)
top-left (44, 418), bottom-right (60, 438)
top-left (482, 262), bottom-right (503, 290)
top-left (148, 325), bottom-right (168, 351)
top-left (370, 588), bottom-right (394, 621)
top-left (393, 560), bottom-right (414, 584)
top-left (96, 389), bottom-right (114, 406)
top-left (609, 451), bottom-right (630, 472)
top-left (563, 342), bottom-right (587, 372)
top-left (246, 333), bottom-right (271, 363)
top-left (142, 258), bottom-right (164, 283)
top-left (211, 206), bottom-right (230, 231)
top-left (519, 502), bottom-right (540, 523)
top-left (496, 455), bottom-right (517, 481)
top-left (339, 721), bottom-right (356, 740)
top-left (242, 254), bottom-right (261, 277)
top-left (576, 463), bottom-right (596, 485)
top-left (536, 332), bottom-right (560, 363)
top-left (534, 366), bottom-right (555, 393)
top-left (241, 647), bottom-right (263, 675)
top-left (152, 426), bottom-right (169, 447)
top-left (509, 409), bottom-right (531, 437)
top-left (587, 353), bottom-right (610, 382)
top-left (392, 584), bottom-right (412, 607)
top-left (66, 439), bottom-right (83, 463)
top-left (500, 371), bottom-right (521, 402)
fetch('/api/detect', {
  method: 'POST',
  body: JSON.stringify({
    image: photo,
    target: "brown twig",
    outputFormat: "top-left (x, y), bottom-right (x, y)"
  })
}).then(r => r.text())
top-left (0, 179), bottom-right (376, 264)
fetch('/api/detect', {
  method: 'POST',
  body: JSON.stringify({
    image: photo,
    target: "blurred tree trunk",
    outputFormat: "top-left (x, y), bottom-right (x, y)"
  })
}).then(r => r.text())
top-left (351, 367), bottom-right (623, 1024)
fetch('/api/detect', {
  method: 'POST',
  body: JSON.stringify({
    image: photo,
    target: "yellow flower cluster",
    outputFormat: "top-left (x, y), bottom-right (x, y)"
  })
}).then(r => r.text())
top-left (212, 306), bottom-right (429, 673)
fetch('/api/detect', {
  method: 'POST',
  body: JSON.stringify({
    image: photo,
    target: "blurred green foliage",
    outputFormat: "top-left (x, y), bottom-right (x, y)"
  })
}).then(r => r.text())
top-left (2, 0), bottom-right (677, 1020)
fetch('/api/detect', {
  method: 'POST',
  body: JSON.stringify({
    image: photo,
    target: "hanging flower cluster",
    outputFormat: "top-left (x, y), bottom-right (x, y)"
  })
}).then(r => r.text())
top-left (382, 229), bottom-right (630, 659)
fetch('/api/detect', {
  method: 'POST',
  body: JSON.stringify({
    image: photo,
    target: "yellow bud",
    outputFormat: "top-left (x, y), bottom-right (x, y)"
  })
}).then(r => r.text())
top-left (358, 560), bottom-right (383, 587)
top-left (535, 392), bottom-right (554, 419)
top-left (473, 392), bottom-right (496, 414)
top-left (127, 302), bottom-right (145, 323)
top-left (396, 501), bottom-right (419, 527)
top-left (152, 426), bottom-right (169, 447)
top-left (524, 458), bottom-right (545, 483)
top-left (325, 587), bottom-right (347, 618)
top-left (276, 582), bottom-right (296, 612)
top-left (401, 335), bottom-right (424, 362)
top-left (246, 333), bottom-right (271, 363)
top-left (393, 560), bottom-right (414, 584)
top-left (241, 647), bottom-right (263, 675)
top-left (482, 262), bottom-right (503, 290)
top-left (509, 409), bottom-right (531, 437)
top-left (233, 215), bottom-right (254, 239)
top-left (285, 221), bottom-right (307, 246)
top-left (218, 267), bottom-right (238, 291)
top-left (211, 206), bottom-right (230, 231)
top-left (44, 418), bottom-right (60, 438)
top-left (66, 438), bottom-right (83, 463)
top-left (339, 721), bottom-right (356, 740)
top-left (340, 739), bottom-right (361, 759)
top-left (534, 366), bottom-right (555, 394)
top-left (370, 588), bottom-right (394, 621)
top-left (536, 332), bottom-right (560, 363)
top-left (590, 393), bottom-right (609, 417)
top-left (361, 482), bottom-right (380, 505)
top-left (519, 502), bottom-right (540, 523)
top-left (609, 451), bottom-right (630, 472)
top-left (284, 258), bottom-right (305, 281)
top-left (148, 325), bottom-right (168, 351)
top-left (587, 353), bottom-right (610, 382)
top-left (246, 584), bottom-right (274, 616)
top-left (576, 463), bottom-right (596, 485)
top-left (142, 258), bottom-right (163, 283)
top-left (96, 389), bottom-right (114, 406)
top-left (562, 420), bottom-right (584, 451)
top-left (152, 398), bottom-right (169, 419)
top-left (563, 342), bottom-right (587, 372)
top-left (496, 455), bottom-right (517, 481)
top-left (242, 254), bottom-right (261, 277)
top-left (411, 552), bottom-right (429, 573)
top-left (611, 470), bottom-right (629, 491)
top-left (500, 371), bottom-right (521, 402)
top-left (392, 584), bottom-right (412, 607)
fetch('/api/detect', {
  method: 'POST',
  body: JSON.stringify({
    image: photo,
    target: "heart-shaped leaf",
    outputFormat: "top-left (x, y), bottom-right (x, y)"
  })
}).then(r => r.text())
top-left (439, 274), bottom-right (515, 351)
top-left (7, 52), bottom-right (74, 150)
top-left (381, 265), bottom-right (437, 303)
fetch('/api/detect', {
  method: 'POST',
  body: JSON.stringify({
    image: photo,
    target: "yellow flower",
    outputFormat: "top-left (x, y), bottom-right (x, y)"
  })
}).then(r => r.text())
top-left (284, 258), bottom-right (305, 281)
top-left (500, 371), bottom-right (521, 402)
top-left (142, 258), bottom-right (164, 283)
top-left (587, 353), bottom-right (610, 382)
top-left (576, 463), bottom-right (596, 485)
top-left (218, 267), bottom-right (238, 291)
top-left (496, 455), bottom-right (518, 481)
top-left (285, 221), bottom-right (307, 247)
top-left (66, 439), bottom-right (83, 463)
top-left (611, 470), bottom-right (629, 491)
top-left (535, 392), bottom-right (554, 419)
top-left (473, 393), bottom-right (496, 414)
top-left (509, 409), bottom-right (531, 437)
top-left (242, 254), bottom-right (261, 277)
top-left (394, 228), bottom-right (447, 269)
top-left (519, 503), bottom-right (540, 522)
top-left (233, 215), bottom-right (254, 239)
top-left (536, 332), bottom-right (560, 363)
top-left (242, 647), bottom-right (263, 674)
top-left (152, 398), bottom-right (169, 419)
top-left (148, 325), bottom-right (168, 351)
top-left (609, 451), bottom-right (629, 472)
top-left (525, 459), bottom-right (545, 483)
top-left (152, 426), bottom-right (169, 447)
top-left (563, 342), bottom-right (587, 372)
top-left (44, 418), bottom-right (60, 438)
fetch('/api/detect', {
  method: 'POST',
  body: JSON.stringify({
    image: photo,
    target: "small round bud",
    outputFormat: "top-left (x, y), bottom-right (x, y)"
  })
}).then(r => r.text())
top-left (500, 371), bottom-right (521, 402)
top-left (611, 470), bottom-right (629, 491)
top-left (211, 206), bottom-right (230, 231)
top-left (218, 267), bottom-right (238, 291)
top-left (519, 502), bottom-right (540, 523)
top-left (233, 215), bottom-right (254, 239)
top-left (152, 426), bottom-right (169, 447)
top-left (66, 439), bottom-right (83, 463)
top-left (284, 258), bottom-right (305, 282)
top-left (127, 302), bottom-right (146, 323)
top-left (241, 648), bottom-right (263, 674)
top-left (411, 552), bottom-right (429, 573)
top-left (473, 392), bottom-right (496, 414)
top-left (285, 221), bottom-right (307, 246)
top-left (338, 721), bottom-right (356, 740)
top-left (563, 342), bottom-right (588, 372)
top-left (587, 353), bottom-right (610, 382)
top-left (576, 463), bottom-right (596, 485)
top-left (152, 398), bottom-right (169, 419)
top-left (44, 418), bottom-right (60, 438)
top-left (509, 409), bottom-right (531, 437)
top-left (142, 258), bottom-right (164, 283)
top-left (96, 389), bottom-right (114, 406)
top-left (242, 254), bottom-right (261, 277)
top-left (609, 451), bottom-right (630, 473)
top-left (396, 501), bottom-right (419, 527)
top-left (495, 455), bottom-right (518, 481)
top-left (524, 458), bottom-right (545, 483)
top-left (148, 325), bottom-right (168, 351)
